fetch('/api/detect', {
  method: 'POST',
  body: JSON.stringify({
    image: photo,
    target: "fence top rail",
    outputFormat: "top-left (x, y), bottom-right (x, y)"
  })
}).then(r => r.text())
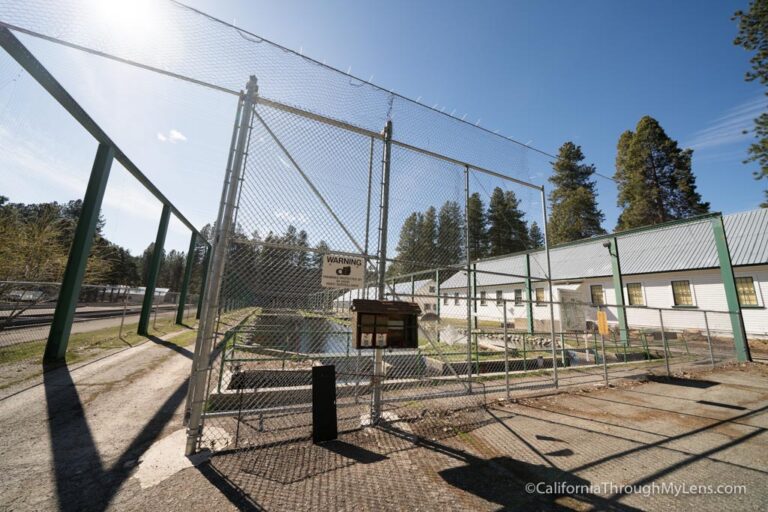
top-left (390, 139), bottom-right (544, 192)
top-left (0, 22), bottom-right (546, 197)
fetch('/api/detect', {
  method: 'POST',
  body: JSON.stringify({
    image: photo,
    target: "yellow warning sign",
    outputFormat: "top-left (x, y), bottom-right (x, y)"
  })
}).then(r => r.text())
top-left (597, 310), bottom-right (609, 336)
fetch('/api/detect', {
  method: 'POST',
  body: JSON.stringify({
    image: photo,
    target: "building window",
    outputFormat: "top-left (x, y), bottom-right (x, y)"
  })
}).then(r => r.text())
top-left (480, 291), bottom-right (487, 306)
top-left (443, 293), bottom-right (449, 305)
top-left (590, 285), bottom-right (605, 306)
top-left (454, 292), bottom-right (460, 305)
top-left (496, 290), bottom-right (503, 306)
top-left (736, 277), bottom-right (759, 306)
top-left (626, 283), bottom-right (644, 306)
top-left (514, 289), bottom-right (523, 306)
top-left (424, 303), bottom-right (431, 311)
top-left (429, 286), bottom-right (436, 293)
top-left (535, 288), bottom-right (545, 306)
top-left (672, 280), bottom-right (694, 306)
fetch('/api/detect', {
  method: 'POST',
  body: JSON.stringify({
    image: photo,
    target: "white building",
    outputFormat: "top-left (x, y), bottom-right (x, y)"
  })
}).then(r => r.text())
top-left (333, 278), bottom-right (438, 314)
top-left (439, 209), bottom-right (768, 339)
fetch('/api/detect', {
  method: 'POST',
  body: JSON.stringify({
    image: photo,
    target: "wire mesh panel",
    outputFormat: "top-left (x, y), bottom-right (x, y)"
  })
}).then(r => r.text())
top-left (194, 96), bottom-right (385, 453)
top-left (378, 145), bottom-right (475, 412)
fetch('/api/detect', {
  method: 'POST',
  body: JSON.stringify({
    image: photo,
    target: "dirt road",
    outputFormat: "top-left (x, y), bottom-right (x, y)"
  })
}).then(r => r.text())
top-left (0, 330), bottom-right (195, 511)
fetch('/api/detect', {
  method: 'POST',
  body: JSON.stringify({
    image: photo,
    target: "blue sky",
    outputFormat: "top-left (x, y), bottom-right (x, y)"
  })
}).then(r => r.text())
top-left (0, 0), bottom-right (764, 257)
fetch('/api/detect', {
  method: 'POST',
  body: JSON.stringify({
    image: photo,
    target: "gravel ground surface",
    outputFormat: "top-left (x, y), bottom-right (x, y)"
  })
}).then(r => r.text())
top-left (0, 335), bottom-right (765, 511)
top-left (0, 329), bottom-right (195, 511)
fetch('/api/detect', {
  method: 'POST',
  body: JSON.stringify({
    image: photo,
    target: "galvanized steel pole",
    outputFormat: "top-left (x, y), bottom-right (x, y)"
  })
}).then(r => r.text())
top-left (372, 119), bottom-right (393, 424)
top-left (703, 311), bottom-right (715, 369)
top-left (186, 77), bottom-right (258, 455)
top-left (503, 300), bottom-right (510, 399)
top-left (659, 308), bottom-right (671, 378)
top-left (464, 165), bottom-right (473, 393)
top-left (540, 188), bottom-right (558, 388)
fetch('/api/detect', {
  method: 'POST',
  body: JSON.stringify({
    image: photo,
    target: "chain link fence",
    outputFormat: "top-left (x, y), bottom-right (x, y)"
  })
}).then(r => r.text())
top-left (0, 1), bottom-right (752, 503)
top-left (0, 280), bottom-right (199, 349)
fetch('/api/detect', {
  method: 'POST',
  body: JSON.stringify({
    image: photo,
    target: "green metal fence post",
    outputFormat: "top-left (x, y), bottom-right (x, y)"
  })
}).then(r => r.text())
top-left (176, 232), bottom-right (197, 325)
top-left (525, 253), bottom-right (534, 335)
top-left (608, 237), bottom-right (629, 345)
top-left (711, 216), bottom-right (751, 362)
top-left (138, 204), bottom-right (171, 335)
top-left (196, 244), bottom-right (211, 320)
top-left (44, 143), bottom-right (114, 361)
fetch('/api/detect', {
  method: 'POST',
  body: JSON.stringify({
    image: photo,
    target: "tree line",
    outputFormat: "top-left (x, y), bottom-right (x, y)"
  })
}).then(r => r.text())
top-left (0, 196), bottom-right (206, 296)
top-left (389, 114), bottom-right (714, 270)
top-left (734, 0), bottom-right (768, 207)
top-left (549, 115), bottom-right (709, 243)
top-left (388, 190), bottom-right (545, 276)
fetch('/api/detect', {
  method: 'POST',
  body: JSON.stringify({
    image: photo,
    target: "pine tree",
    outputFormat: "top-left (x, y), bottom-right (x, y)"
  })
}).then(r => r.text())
top-left (311, 240), bottom-right (329, 269)
top-left (436, 200), bottom-right (464, 266)
top-left (390, 212), bottom-right (421, 276)
top-left (615, 116), bottom-right (709, 230)
top-left (487, 187), bottom-right (530, 256)
top-left (467, 192), bottom-right (488, 260)
top-left (529, 221), bottom-right (544, 248)
top-left (733, 0), bottom-right (768, 207)
top-left (416, 206), bottom-right (438, 268)
top-left (548, 142), bottom-right (606, 244)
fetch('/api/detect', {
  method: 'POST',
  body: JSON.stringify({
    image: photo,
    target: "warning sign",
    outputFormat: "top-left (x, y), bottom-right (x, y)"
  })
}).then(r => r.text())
top-left (321, 253), bottom-right (365, 289)
top-left (597, 310), bottom-right (609, 336)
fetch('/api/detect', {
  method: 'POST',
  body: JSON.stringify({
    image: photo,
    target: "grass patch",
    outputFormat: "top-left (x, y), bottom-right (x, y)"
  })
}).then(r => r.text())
top-left (0, 316), bottom-right (198, 392)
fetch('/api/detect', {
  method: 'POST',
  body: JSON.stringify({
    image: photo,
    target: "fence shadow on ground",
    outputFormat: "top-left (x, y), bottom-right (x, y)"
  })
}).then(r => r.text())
top-left (193, 365), bottom-right (768, 511)
top-left (43, 363), bottom-right (190, 511)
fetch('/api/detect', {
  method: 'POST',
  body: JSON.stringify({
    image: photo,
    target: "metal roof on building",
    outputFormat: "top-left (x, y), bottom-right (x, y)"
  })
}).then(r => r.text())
top-left (335, 279), bottom-right (432, 302)
top-left (441, 209), bottom-right (768, 289)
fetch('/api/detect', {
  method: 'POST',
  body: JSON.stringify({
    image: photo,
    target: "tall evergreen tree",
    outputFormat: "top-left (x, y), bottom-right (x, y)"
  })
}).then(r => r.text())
top-left (467, 192), bottom-right (488, 260)
top-left (390, 212), bottom-right (421, 276)
top-left (436, 200), bottom-right (464, 266)
top-left (311, 240), bottom-right (329, 269)
top-left (529, 221), bottom-right (544, 248)
top-left (487, 187), bottom-right (530, 256)
top-left (548, 142), bottom-right (606, 243)
top-left (416, 206), bottom-right (438, 267)
top-left (615, 116), bottom-right (710, 230)
top-left (733, 0), bottom-right (768, 207)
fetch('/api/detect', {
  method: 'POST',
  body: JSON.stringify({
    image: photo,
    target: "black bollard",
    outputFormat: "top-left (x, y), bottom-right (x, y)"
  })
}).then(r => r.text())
top-left (312, 365), bottom-right (337, 443)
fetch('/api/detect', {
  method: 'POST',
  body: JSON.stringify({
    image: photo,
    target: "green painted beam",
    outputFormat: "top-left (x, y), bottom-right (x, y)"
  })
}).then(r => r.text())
top-left (44, 143), bottom-right (114, 361)
top-left (0, 28), bottom-right (205, 240)
top-left (196, 245), bottom-right (211, 320)
top-left (139, 204), bottom-right (171, 336)
top-left (176, 232), bottom-right (197, 325)
top-left (711, 216), bottom-right (751, 362)
top-left (608, 237), bottom-right (629, 345)
top-left (525, 253), bottom-right (534, 334)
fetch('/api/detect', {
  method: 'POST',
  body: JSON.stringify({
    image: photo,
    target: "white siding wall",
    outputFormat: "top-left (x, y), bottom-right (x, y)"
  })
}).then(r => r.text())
top-left (438, 265), bottom-right (768, 337)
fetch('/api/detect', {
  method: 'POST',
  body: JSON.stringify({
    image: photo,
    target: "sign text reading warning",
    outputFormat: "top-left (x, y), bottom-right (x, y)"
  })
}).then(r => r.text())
top-left (321, 254), bottom-right (365, 289)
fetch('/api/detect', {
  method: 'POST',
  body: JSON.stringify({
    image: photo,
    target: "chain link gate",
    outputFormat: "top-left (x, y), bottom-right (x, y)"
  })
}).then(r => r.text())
top-left (182, 72), bottom-right (556, 462)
